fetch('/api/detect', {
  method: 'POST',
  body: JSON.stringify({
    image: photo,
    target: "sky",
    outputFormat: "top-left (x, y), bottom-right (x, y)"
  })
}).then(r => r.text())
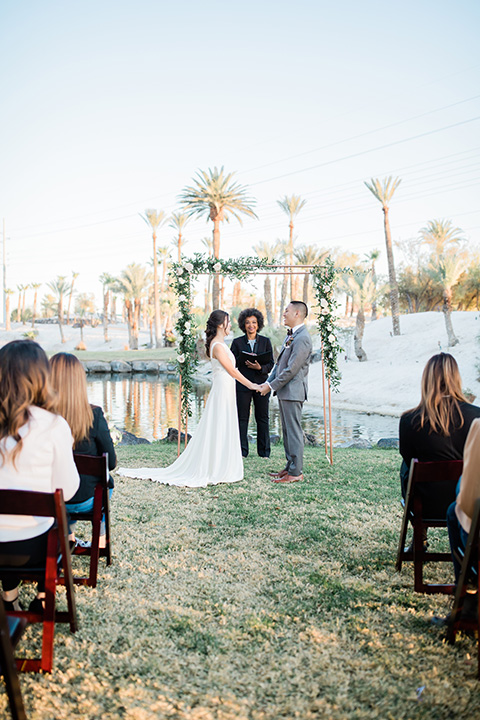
top-left (0, 0), bottom-right (479, 316)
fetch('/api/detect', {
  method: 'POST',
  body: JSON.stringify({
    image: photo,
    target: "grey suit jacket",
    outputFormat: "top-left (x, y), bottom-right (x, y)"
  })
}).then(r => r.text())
top-left (267, 325), bottom-right (312, 401)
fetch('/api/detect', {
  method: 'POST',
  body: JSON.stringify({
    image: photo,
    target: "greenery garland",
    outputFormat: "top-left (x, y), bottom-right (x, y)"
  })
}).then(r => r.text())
top-left (170, 252), bottom-right (344, 419)
top-left (311, 256), bottom-right (343, 389)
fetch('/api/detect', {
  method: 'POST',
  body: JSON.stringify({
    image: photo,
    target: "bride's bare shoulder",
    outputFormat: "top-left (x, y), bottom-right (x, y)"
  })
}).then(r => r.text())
top-left (211, 341), bottom-right (227, 357)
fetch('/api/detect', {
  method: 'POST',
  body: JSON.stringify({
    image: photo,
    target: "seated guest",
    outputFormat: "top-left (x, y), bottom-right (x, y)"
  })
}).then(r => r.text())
top-left (447, 419), bottom-right (480, 584)
top-left (399, 353), bottom-right (480, 551)
top-left (399, 353), bottom-right (480, 498)
top-left (50, 353), bottom-right (116, 549)
top-left (230, 308), bottom-right (274, 458)
top-left (0, 340), bottom-right (79, 611)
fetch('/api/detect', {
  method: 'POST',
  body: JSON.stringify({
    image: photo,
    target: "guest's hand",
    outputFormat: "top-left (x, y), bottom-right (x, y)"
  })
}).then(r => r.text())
top-left (245, 359), bottom-right (261, 370)
top-left (259, 383), bottom-right (271, 396)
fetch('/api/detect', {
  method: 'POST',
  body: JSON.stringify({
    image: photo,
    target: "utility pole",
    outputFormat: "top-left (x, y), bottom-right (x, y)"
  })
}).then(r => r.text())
top-left (2, 219), bottom-right (6, 328)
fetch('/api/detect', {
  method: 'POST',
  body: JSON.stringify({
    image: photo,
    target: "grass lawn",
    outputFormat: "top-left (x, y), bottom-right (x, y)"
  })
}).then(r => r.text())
top-left (3, 445), bottom-right (479, 719)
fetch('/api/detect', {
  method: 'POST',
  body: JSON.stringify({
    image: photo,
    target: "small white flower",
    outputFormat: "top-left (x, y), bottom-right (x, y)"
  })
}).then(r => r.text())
top-left (320, 298), bottom-right (329, 308)
top-left (177, 267), bottom-right (184, 275)
top-left (322, 308), bottom-right (329, 315)
top-left (213, 262), bottom-right (221, 272)
top-left (328, 333), bottom-right (336, 342)
top-left (178, 294), bottom-right (186, 302)
top-left (184, 321), bottom-right (191, 330)
top-left (184, 262), bottom-right (194, 272)
top-left (177, 354), bottom-right (185, 363)
top-left (183, 328), bottom-right (190, 336)
top-left (178, 277), bottom-right (185, 285)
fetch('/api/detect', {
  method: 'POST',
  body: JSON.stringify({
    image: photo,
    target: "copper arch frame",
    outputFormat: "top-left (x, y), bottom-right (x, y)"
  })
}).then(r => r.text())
top-left (176, 264), bottom-right (333, 465)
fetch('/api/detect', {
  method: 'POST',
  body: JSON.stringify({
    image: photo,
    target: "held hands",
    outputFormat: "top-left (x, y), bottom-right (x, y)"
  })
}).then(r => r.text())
top-left (258, 383), bottom-right (271, 396)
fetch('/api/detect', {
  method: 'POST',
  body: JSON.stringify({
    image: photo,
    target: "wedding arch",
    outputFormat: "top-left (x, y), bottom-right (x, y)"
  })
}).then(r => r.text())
top-left (169, 253), bottom-right (342, 464)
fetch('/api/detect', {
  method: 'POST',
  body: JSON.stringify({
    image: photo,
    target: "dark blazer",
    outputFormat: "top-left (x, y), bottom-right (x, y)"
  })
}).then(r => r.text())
top-left (68, 405), bottom-right (117, 504)
top-left (230, 334), bottom-right (274, 392)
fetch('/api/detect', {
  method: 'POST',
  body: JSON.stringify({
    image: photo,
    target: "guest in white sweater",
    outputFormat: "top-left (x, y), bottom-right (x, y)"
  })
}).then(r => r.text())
top-left (0, 340), bottom-right (79, 611)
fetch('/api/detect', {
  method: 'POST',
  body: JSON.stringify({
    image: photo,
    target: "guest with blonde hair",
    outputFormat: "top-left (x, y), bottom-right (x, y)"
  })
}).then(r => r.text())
top-left (50, 353), bottom-right (116, 549)
top-left (0, 340), bottom-right (79, 611)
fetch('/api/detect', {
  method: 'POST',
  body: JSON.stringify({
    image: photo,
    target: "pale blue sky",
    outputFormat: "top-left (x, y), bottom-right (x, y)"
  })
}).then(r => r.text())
top-left (1, 0), bottom-right (479, 309)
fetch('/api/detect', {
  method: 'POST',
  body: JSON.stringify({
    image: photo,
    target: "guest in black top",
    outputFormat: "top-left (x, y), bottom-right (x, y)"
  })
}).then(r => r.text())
top-left (399, 352), bottom-right (480, 498)
top-left (230, 308), bottom-right (274, 458)
top-left (50, 353), bottom-right (116, 547)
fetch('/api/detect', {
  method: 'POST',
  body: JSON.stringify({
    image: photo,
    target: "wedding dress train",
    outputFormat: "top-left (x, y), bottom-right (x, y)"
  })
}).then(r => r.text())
top-left (117, 342), bottom-right (243, 487)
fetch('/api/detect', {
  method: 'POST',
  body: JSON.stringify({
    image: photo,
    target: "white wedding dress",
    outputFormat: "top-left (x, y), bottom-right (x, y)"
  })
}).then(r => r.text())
top-left (117, 342), bottom-right (244, 487)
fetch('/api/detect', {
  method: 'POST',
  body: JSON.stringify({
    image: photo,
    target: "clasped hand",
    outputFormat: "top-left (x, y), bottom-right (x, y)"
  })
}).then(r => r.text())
top-left (251, 382), bottom-right (271, 396)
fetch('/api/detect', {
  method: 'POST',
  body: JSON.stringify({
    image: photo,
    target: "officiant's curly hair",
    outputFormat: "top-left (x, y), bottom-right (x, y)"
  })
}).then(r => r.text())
top-left (237, 308), bottom-right (264, 333)
top-left (406, 352), bottom-right (467, 436)
top-left (205, 310), bottom-right (229, 357)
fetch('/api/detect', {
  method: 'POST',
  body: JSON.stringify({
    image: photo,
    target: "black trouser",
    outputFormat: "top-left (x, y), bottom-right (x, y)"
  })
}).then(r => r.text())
top-left (236, 388), bottom-right (271, 458)
top-left (0, 529), bottom-right (49, 592)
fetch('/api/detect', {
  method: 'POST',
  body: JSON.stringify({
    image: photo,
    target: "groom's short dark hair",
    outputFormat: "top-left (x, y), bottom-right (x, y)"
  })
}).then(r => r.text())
top-left (290, 301), bottom-right (308, 318)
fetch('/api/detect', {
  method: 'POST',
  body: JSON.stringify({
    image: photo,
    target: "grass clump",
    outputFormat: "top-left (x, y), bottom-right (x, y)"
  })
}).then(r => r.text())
top-left (2, 445), bottom-right (479, 719)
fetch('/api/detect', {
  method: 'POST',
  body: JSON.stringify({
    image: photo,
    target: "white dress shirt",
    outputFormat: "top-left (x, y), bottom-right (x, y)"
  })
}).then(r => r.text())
top-left (0, 406), bottom-right (80, 542)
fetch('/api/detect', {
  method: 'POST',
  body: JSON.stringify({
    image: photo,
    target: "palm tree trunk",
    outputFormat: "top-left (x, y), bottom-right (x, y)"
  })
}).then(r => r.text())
top-left (212, 220), bottom-right (221, 309)
top-left (289, 221), bottom-right (294, 297)
top-left (16, 293), bottom-right (21, 323)
top-left (279, 278), bottom-right (288, 324)
top-left (371, 262), bottom-right (377, 321)
top-left (264, 277), bottom-right (273, 326)
top-left (177, 233), bottom-right (182, 263)
top-left (103, 290), bottom-right (110, 342)
top-left (354, 307), bottom-right (367, 361)
top-left (152, 231), bottom-right (161, 348)
top-left (58, 297), bottom-right (65, 343)
top-left (6, 295), bottom-right (11, 331)
top-left (133, 298), bottom-right (141, 350)
top-left (21, 289), bottom-right (27, 324)
top-left (125, 300), bottom-right (133, 348)
top-left (383, 206), bottom-right (401, 335)
top-left (303, 274), bottom-right (309, 305)
top-left (32, 290), bottom-right (38, 329)
top-left (443, 289), bottom-right (459, 346)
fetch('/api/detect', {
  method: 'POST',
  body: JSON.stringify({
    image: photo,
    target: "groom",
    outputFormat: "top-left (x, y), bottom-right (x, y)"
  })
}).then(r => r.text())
top-left (258, 301), bottom-right (312, 483)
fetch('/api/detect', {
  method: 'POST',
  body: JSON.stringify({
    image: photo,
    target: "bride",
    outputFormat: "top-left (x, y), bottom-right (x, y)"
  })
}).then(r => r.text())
top-left (117, 310), bottom-right (261, 487)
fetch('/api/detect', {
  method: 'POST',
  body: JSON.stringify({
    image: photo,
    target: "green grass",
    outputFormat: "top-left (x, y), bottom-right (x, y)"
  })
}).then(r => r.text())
top-left (3, 445), bottom-right (479, 720)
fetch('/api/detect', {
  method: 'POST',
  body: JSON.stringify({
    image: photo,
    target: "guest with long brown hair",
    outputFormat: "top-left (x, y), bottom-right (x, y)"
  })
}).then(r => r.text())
top-left (50, 353), bottom-right (116, 549)
top-left (399, 353), bottom-right (480, 496)
top-left (0, 340), bottom-right (79, 611)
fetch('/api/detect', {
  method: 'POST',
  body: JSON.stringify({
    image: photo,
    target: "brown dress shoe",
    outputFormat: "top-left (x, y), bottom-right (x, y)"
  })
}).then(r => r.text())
top-left (272, 473), bottom-right (303, 484)
top-left (268, 469), bottom-right (288, 478)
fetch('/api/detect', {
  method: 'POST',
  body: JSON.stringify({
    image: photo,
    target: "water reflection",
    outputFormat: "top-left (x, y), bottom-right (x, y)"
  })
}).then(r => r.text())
top-left (86, 374), bottom-right (399, 446)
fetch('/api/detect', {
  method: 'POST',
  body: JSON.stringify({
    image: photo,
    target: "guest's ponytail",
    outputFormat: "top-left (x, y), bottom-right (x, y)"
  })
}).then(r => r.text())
top-left (205, 310), bottom-right (229, 357)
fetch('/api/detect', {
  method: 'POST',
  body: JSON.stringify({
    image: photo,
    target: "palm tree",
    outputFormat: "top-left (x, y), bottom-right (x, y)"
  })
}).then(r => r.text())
top-left (140, 209), bottom-right (167, 348)
top-left (364, 249), bottom-right (381, 320)
top-left (5, 288), bottom-right (14, 331)
top-left (179, 166), bottom-right (257, 308)
top-left (364, 176), bottom-right (401, 335)
top-left (21, 284), bottom-right (29, 324)
top-left (67, 271), bottom-right (79, 324)
top-left (31, 283), bottom-right (42, 328)
top-left (201, 236), bottom-right (214, 312)
top-left (74, 293), bottom-right (95, 344)
top-left (16, 284), bottom-right (24, 323)
top-left (169, 212), bottom-right (190, 263)
top-left (99, 273), bottom-right (116, 342)
top-left (47, 276), bottom-right (71, 343)
top-left (277, 195), bottom-right (307, 299)
top-left (422, 219), bottom-right (467, 346)
top-left (116, 263), bottom-right (152, 350)
top-left (294, 244), bottom-right (330, 305)
top-left (253, 240), bottom-right (283, 326)
top-left (345, 271), bottom-right (376, 362)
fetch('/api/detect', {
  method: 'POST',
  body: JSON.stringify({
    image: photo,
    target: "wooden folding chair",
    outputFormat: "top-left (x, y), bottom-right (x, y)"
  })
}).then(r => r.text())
top-left (70, 453), bottom-right (112, 589)
top-left (447, 498), bottom-right (480, 678)
top-left (0, 488), bottom-right (77, 673)
top-left (395, 458), bottom-right (463, 594)
top-left (0, 600), bottom-right (27, 720)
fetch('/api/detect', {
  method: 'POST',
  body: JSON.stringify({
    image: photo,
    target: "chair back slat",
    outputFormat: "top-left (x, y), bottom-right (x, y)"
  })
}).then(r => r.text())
top-left (408, 459), bottom-right (463, 522)
top-left (73, 453), bottom-right (108, 486)
top-left (0, 490), bottom-right (56, 518)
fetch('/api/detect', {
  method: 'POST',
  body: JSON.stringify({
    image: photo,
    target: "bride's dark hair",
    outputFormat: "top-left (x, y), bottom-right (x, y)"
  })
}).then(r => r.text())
top-left (205, 310), bottom-right (229, 357)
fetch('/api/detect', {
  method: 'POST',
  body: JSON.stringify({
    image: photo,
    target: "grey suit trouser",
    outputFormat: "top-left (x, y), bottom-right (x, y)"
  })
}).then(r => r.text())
top-left (278, 398), bottom-right (304, 476)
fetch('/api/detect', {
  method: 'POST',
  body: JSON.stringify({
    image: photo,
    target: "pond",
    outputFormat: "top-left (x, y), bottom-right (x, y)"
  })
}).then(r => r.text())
top-left (86, 374), bottom-right (399, 447)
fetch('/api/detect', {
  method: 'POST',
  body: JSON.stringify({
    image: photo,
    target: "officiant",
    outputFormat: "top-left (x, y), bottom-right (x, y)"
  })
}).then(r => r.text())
top-left (231, 308), bottom-right (274, 458)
